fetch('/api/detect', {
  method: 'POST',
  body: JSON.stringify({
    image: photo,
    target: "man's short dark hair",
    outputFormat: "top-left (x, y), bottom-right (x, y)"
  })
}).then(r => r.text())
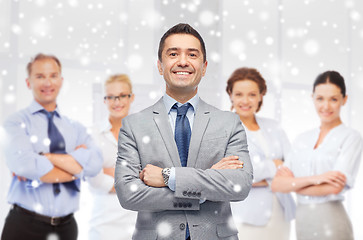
top-left (27, 53), bottom-right (62, 77)
top-left (158, 23), bottom-right (207, 63)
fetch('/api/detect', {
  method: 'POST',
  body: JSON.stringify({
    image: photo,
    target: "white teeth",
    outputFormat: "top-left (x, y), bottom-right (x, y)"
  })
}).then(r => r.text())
top-left (176, 72), bottom-right (189, 75)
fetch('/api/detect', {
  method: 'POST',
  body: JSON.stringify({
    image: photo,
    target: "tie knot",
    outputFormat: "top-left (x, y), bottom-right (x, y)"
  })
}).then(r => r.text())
top-left (173, 103), bottom-right (191, 116)
top-left (40, 109), bottom-right (55, 119)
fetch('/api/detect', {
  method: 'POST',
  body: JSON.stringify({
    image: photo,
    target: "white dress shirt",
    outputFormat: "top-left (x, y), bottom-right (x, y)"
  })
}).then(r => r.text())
top-left (88, 119), bottom-right (137, 240)
top-left (231, 116), bottom-right (295, 226)
top-left (285, 124), bottom-right (363, 205)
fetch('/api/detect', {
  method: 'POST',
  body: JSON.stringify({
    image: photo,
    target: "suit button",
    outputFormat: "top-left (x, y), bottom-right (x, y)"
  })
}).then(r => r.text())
top-left (183, 203), bottom-right (188, 208)
top-left (187, 192), bottom-right (192, 197)
top-left (192, 192), bottom-right (196, 196)
top-left (188, 203), bottom-right (192, 208)
top-left (183, 191), bottom-right (187, 196)
top-left (179, 223), bottom-right (186, 230)
top-left (197, 192), bottom-right (201, 197)
top-left (179, 203), bottom-right (183, 208)
top-left (173, 202), bottom-right (177, 208)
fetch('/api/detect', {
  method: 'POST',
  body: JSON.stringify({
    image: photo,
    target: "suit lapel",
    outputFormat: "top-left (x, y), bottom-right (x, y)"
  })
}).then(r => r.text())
top-left (152, 98), bottom-right (182, 167)
top-left (187, 99), bottom-right (211, 167)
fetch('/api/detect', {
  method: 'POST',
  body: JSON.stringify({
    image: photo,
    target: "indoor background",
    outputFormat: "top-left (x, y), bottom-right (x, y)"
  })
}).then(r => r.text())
top-left (0, 0), bottom-right (362, 239)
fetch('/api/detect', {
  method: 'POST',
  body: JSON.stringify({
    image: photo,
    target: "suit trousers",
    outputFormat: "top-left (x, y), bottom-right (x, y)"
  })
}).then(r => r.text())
top-left (1, 206), bottom-right (78, 240)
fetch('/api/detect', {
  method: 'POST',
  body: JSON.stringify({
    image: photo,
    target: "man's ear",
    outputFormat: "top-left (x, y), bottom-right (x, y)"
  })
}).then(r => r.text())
top-left (157, 60), bottom-right (163, 75)
top-left (202, 60), bottom-right (208, 77)
top-left (130, 93), bottom-right (135, 103)
top-left (26, 78), bottom-right (31, 89)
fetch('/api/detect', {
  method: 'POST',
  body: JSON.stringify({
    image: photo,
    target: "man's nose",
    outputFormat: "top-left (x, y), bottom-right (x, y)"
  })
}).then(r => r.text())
top-left (44, 78), bottom-right (52, 86)
top-left (177, 53), bottom-right (189, 66)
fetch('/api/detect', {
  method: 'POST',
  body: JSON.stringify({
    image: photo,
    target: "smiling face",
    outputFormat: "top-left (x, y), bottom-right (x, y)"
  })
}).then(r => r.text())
top-left (157, 33), bottom-right (207, 101)
top-left (313, 82), bottom-right (347, 125)
top-left (26, 58), bottom-right (63, 111)
top-left (104, 81), bottom-right (134, 120)
top-left (230, 80), bottom-right (262, 119)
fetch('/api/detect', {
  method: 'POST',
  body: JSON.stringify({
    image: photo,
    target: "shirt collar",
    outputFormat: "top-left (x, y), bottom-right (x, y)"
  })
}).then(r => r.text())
top-left (99, 118), bottom-right (113, 133)
top-left (29, 100), bottom-right (61, 118)
top-left (163, 93), bottom-right (199, 114)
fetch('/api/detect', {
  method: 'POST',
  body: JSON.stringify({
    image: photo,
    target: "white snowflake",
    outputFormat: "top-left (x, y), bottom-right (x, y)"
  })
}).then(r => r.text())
top-left (30, 135), bottom-right (38, 143)
top-left (142, 136), bottom-right (150, 144)
top-left (291, 67), bottom-right (299, 76)
top-left (304, 39), bottom-right (319, 55)
top-left (127, 54), bottom-right (143, 71)
top-left (233, 184), bottom-right (241, 193)
top-left (199, 10), bottom-right (215, 26)
top-left (350, 10), bottom-right (361, 21)
top-left (46, 233), bottom-right (59, 240)
top-left (31, 180), bottom-right (40, 188)
top-left (253, 155), bottom-right (261, 163)
top-left (130, 184), bottom-right (138, 192)
top-left (229, 39), bottom-right (245, 55)
top-left (11, 24), bottom-right (22, 35)
top-left (265, 37), bottom-right (274, 45)
top-left (43, 138), bottom-right (51, 146)
top-left (210, 51), bottom-right (220, 63)
top-left (33, 203), bottom-right (43, 213)
top-left (157, 222), bottom-right (172, 237)
top-left (68, 0), bottom-right (79, 7)
top-left (4, 93), bottom-right (16, 104)
top-left (259, 11), bottom-right (269, 21)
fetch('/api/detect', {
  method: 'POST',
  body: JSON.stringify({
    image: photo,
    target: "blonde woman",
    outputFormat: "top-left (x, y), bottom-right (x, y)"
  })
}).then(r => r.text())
top-left (271, 71), bottom-right (362, 240)
top-left (226, 67), bottom-right (295, 240)
top-left (88, 74), bottom-right (137, 240)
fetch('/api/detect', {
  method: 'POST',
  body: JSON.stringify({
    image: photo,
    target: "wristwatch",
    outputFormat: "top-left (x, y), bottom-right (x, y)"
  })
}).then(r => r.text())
top-left (162, 168), bottom-right (171, 186)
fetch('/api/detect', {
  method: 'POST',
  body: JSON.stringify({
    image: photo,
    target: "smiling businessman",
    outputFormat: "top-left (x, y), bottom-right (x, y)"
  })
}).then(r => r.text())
top-left (115, 23), bottom-right (253, 240)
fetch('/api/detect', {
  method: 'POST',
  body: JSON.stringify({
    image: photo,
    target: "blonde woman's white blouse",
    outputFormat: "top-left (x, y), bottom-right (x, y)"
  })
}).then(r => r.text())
top-left (88, 119), bottom-right (137, 240)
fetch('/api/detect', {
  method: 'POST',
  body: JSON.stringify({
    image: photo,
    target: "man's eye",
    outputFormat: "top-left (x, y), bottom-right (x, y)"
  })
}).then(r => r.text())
top-left (170, 53), bottom-right (177, 56)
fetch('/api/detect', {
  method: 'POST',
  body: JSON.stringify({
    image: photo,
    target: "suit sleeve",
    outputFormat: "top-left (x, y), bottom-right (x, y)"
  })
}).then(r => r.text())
top-left (174, 114), bottom-right (253, 202)
top-left (114, 117), bottom-right (200, 211)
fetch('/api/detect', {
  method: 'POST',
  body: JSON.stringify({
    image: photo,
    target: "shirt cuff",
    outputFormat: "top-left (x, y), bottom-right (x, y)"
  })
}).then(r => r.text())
top-left (69, 148), bottom-right (89, 179)
top-left (38, 155), bottom-right (55, 181)
top-left (168, 167), bottom-right (176, 191)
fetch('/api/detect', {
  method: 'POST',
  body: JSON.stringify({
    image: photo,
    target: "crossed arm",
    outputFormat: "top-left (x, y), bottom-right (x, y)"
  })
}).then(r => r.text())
top-left (271, 166), bottom-right (346, 196)
top-left (39, 144), bottom-right (86, 183)
top-left (115, 114), bottom-right (253, 211)
top-left (139, 155), bottom-right (243, 188)
top-left (13, 144), bottom-right (86, 183)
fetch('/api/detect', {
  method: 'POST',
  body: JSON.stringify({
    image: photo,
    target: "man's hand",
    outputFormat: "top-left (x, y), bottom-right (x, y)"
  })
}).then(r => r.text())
top-left (139, 164), bottom-right (166, 187)
top-left (75, 144), bottom-right (87, 150)
top-left (211, 156), bottom-right (243, 170)
top-left (12, 172), bottom-right (26, 181)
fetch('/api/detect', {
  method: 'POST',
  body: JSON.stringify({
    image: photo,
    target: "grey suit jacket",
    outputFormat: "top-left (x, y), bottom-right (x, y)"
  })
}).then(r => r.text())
top-left (115, 97), bottom-right (253, 240)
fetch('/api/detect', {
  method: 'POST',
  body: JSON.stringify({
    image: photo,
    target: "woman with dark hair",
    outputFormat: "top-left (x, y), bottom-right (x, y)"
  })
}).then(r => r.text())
top-left (271, 70), bottom-right (362, 240)
top-left (226, 67), bottom-right (295, 239)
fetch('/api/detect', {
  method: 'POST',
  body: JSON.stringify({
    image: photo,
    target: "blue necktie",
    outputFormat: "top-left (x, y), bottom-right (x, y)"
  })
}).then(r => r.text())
top-left (173, 103), bottom-right (191, 239)
top-left (174, 103), bottom-right (191, 167)
top-left (41, 110), bottom-right (79, 195)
